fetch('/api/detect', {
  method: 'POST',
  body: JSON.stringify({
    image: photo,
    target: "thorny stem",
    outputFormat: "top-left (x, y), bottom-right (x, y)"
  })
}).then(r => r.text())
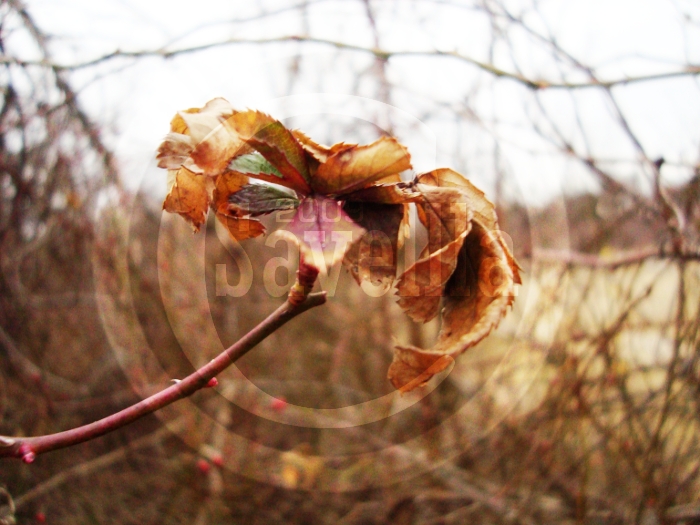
top-left (0, 292), bottom-right (327, 461)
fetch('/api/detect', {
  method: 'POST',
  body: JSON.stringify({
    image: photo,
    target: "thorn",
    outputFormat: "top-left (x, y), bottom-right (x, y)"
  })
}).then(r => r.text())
top-left (171, 379), bottom-right (181, 384)
top-left (206, 377), bottom-right (218, 388)
top-left (270, 396), bottom-right (288, 412)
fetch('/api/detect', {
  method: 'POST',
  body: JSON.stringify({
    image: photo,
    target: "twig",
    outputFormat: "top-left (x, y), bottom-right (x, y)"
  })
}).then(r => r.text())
top-left (0, 292), bottom-right (326, 461)
top-left (0, 35), bottom-right (697, 91)
top-left (532, 247), bottom-right (700, 269)
top-left (13, 417), bottom-right (188, 509)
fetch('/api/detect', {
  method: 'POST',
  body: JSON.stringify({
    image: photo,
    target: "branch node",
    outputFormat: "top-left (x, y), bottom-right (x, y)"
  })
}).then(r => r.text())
top-left (288, 254), bottom-right (320, 305)
top-left (18, 444), bottom-right (36, 464)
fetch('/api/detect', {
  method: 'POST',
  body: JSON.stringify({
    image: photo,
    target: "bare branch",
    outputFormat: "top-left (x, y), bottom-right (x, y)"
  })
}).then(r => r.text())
top-left (533, 246), bottom-right (700, 268)
top-left (1, 35), bottom-right (697, 91)
top-left (0, 292), bottom-right (326, 460)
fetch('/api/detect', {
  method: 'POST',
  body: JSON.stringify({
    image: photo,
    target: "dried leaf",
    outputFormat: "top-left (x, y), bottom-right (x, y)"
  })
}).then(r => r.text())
top-left (291, 129), bottom-right (334, 163)
top-left (226, 111), bottom-right (311, 193)
top-left (393, 183), bottom-right (474, 323)
top-left (187, 120), bottom-right (249, 176)
top-left (313, 137), bottom-right (412, 195)
top-left (169, 107), bottom-right (199, 135)
top-left (177, 98), bottom-right (235, 142)
top-left (415, 183), bottom-right (473, 255)
top-left (211, 171), bottom-right (249, 216)
top-left (389, 220), bottom-right (519, 392)
top-left (157, 98), bottom-right (246, 177)
top-left (343, 202), bottom-right (405, 289)
top-left (396, 228), bottom-right (469, 322)
top-left (214, 212), bottom-right (266, 241)
top-left (388, 168), bottom-right (520, 392)
top-left (344, 181), bottom-right (419, 204)
top-left (156, 132), bottom-right (193, 170)
top-left (162, 168), bottom-right (211, 232)
top-left (437, 221), bottom-right (519, 355)
top-left (386, 352), bottom-right (456, 394)
top-left (417, 168), bottom-right (497, 231)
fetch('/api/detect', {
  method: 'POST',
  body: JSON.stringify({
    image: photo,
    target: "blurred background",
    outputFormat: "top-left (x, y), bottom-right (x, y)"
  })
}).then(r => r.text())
top-left (1, 0), bottom-right (700, 523)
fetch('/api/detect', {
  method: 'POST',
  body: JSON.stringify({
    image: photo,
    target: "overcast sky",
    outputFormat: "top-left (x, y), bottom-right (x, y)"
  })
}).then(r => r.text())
top-left (8, 0), bottom-right (700, 206)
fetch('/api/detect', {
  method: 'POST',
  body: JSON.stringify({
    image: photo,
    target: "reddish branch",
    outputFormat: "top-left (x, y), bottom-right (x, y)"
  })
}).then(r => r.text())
top-left (0, 292), bottom-right (326, 461)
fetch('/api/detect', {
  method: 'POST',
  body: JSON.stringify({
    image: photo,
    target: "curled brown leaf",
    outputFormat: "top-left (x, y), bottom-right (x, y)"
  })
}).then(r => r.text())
top-left (214, 213), bottom-right (266, 242)
top-left (162, 168), bottom-right (211, 232)
top-left (389, 170), bottom-right (520, 392)
top-left (395, 228), bottom-right (469, 323)
top-left (212, 171), bottom-right (249, 216)
top-left (389, 219), bottom-right (519, 392)
top-left (343, 202), bottom-right (405, 291)
top-left (158, 98), bottom-right (243, 177)
top-left (225, 111), bottom-right (311, 193)
top-left (313, 137), bottom-right (412, 195)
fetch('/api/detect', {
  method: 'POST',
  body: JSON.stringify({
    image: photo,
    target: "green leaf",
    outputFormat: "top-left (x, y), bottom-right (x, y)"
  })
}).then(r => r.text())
top-left (228, 153), bottom-right (284, 179)
top-left (227, 184), bottom-right (300, 216)
top-left (225, 111), bottom-right (312, 194)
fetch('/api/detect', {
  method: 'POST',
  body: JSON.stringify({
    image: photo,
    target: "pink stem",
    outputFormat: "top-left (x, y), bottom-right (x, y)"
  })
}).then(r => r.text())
top-left (0, 292), bottom-right (326, 460)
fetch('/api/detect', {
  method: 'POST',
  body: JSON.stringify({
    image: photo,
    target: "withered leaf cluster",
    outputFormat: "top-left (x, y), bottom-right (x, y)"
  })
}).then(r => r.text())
top-left (157, 98), bottom-right (520, 392)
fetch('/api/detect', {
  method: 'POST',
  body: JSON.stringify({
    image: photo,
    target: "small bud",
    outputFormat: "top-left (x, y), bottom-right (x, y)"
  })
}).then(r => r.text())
top-left (212, 454), bottom-right (224, 467)
top-left (206, 377), bottom-right (218, 388)
top-left (36, 512), bottom-right (46, 523)
top-left (18, 443), bottom-right (36, 463)
top-left (196, 458), bottom-right (211, 474)
top-left (297, 256), bottom-right (319, 290)
top-left (270, 397), bottom-right (288, 413)
top-left (288, 253), bottom-right (320, 305)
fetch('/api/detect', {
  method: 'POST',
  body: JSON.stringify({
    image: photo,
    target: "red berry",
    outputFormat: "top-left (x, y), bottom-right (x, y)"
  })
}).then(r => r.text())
top-left (206, 377), bottom-right (218, 388)
top-left (212, 454), bottom-right (224, 467)
top-left (270, 397), bottom-right (287, 412)
top-left (36, 512), bottom-right (46, 523)
top-left (196, 458), bottom-right (210, 474)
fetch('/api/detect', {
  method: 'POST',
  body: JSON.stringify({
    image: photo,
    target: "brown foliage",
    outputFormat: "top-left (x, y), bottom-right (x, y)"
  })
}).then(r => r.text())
top-left (156, 100), bottom-right (520, 392)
